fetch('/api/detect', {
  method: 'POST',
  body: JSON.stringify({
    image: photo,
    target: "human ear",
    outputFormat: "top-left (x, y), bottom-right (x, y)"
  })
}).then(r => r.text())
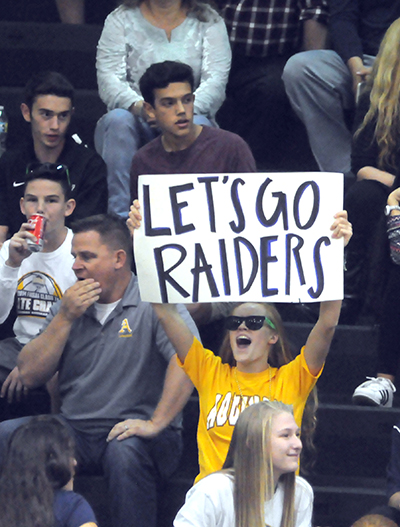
top-left (143, 102), bottom-right (156, 121)
top-left (269, 334), bottom-right (279, 345)
top-left (20, 197), bottom-right (26, 215)
top-left (20, 103), bottom-right (32, 123)
top-left (114, 249), bottom-right (127, 270)
top-left (64, 199), bottom-right (76, 217)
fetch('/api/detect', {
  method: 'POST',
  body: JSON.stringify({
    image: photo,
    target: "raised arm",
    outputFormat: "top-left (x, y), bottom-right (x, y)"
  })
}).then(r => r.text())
top-left (18, 279), bottom-right (101, 388)
top-left (303, 299), bottom-right (341, 376)
top-left (152, 303), bottom-right (195, 364)
top-left (303, 211), bottom-right (352, 375)
top-left (127, 200), bottom-right (196, 362)
top-left (0, 222), bottom-right (38, 324)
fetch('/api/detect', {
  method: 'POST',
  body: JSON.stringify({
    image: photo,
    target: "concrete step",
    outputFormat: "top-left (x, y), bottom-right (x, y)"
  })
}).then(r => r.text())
top-left (0, 21), bottom-right (101, 90)
top-left (314, 404), bottom-right (399, 480)
top-left (0, 0), bottom-right (112, 25)
top-left (313, 484), bottom-right (386, 527)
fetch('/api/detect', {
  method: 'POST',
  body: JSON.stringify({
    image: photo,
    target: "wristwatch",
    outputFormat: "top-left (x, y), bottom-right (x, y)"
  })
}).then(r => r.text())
top-left (385, 205), bottom-right (400, 216)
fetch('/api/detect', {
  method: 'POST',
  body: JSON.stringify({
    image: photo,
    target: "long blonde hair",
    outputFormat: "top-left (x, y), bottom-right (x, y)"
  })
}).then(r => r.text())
top-left (222, 401), bottom-right (297, 527)
top-left (218, 302), bottom-right (318, 472)
top-left (218, 302), bottom-right (318, 474)
top-left (356, 18), bottom-right (400, 170)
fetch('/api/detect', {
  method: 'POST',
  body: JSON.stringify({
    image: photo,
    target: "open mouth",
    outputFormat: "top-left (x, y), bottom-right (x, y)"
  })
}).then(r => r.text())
top-left (236, 335), bottom-right (251, 348)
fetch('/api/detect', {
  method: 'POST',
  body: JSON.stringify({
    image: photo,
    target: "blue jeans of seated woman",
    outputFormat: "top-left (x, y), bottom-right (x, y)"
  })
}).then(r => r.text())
top-left (95, 108), bottom-right (212, 218)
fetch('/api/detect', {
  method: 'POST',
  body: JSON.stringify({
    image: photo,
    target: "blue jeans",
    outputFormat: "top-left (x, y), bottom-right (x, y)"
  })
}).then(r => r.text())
top-left (0, 416), bottom-right (182, 527)
top-left (94, 109), bottom-right (212, 218)
top-left (283, 50), bottom-right (375, 173)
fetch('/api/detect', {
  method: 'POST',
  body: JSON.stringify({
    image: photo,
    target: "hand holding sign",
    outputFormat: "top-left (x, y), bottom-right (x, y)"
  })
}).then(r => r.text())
top-left (127, 200), bottom-right (142, 235)
top-left (330, 211), bottom-right (352, 245)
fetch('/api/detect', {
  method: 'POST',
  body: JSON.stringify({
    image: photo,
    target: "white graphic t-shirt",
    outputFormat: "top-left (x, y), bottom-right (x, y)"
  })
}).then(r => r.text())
top-left (0, 229), bottom-right (76, 343)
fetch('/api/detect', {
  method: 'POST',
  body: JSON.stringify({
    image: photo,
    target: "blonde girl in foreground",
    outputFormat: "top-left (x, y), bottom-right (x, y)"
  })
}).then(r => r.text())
top-left (174, 401), bottom-right (312, 527)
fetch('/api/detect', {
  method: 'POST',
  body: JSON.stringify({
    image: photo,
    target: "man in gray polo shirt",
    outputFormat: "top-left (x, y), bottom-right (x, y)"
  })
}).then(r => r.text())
top-left (0, 214), bottom-right (197, 527)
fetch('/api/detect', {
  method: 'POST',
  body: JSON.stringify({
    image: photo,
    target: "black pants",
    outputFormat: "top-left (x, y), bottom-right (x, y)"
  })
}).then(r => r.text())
top-left (345, 179), bottom-right (400, 375)
top-left (217, 54), bottom-right (296, 168)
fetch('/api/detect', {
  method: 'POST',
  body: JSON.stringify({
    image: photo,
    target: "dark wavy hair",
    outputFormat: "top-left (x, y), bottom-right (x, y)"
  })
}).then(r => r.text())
top-left (140, 61), bottom-right (195, 106)
top-left (119, 0), bottom-right (219, 22)
top-left (23, 71), bottom-right (74, 111)
top-left (0, 416), bottom-right (75, 527)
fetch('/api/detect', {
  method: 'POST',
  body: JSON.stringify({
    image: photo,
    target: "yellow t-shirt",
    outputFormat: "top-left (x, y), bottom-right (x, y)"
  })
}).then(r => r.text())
top-left (179, 337), bottom-right (321, 482)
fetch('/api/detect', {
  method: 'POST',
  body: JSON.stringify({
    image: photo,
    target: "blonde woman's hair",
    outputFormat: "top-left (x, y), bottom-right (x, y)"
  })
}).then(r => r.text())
top-left (222, 401), bottom-right (297, 527)
top-left (355, 18), bottom-right (400, 170)
top-left (218, 302), bottom-right (318, 472)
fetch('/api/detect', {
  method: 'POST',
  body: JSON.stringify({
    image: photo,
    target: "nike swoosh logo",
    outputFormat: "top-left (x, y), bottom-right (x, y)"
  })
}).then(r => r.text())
top-left (13, 181), bottom-right (25, 187)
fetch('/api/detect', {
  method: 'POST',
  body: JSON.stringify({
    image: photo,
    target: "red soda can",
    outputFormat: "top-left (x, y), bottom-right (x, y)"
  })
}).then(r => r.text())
top-left (27, 214), bottom-right (47, 252)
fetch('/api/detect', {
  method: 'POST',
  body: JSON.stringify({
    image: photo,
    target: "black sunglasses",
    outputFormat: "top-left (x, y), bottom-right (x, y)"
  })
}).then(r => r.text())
top-left (25, 162), bottom-right (71, 188)
top-left (225, 315), bottom-right (276, 331)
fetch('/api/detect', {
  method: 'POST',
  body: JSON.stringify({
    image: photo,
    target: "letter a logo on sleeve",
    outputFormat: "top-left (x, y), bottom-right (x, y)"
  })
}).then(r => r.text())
top-left (118, 318), bottom-right (133, 337)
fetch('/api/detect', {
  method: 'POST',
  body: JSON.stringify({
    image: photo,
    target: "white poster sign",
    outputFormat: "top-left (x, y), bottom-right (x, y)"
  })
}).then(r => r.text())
top-left (134, 172), bottom-right (344, 303)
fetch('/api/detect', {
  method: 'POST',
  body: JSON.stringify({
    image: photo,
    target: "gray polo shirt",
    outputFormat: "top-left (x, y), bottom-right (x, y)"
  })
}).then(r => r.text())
top-left (41, 274), bottom-right (198, 431)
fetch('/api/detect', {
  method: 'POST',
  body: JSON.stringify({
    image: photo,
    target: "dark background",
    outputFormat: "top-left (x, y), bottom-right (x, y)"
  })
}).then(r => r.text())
top-left (0, 0), bottom-right (116, 25)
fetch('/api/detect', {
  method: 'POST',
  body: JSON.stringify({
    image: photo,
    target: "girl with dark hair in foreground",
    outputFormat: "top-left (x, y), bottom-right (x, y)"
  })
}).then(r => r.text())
top-left (0, 416), bottom-right (97, 527)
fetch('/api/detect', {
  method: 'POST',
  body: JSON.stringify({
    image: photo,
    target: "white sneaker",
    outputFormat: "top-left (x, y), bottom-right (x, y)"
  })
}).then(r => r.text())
top-left (352, 377), bottom-right (396, 407)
